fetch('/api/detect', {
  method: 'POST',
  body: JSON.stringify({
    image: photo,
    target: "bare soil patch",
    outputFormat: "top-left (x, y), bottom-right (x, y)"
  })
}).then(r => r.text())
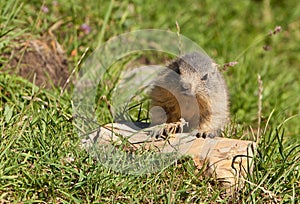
top-left (1, 35), bottom-right (69, 88)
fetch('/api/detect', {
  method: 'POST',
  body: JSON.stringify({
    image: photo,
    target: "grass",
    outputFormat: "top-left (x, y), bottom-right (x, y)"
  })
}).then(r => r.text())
top-left (1, 0), bottom-right (299, 202)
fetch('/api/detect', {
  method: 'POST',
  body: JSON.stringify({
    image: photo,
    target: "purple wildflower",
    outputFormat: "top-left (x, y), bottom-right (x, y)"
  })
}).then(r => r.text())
top-left (41, 5), bottom-right (49, 13)
top-left (263, 45), bottom-right (272, 51)
top-left (80, 23), bottom-right (91, 34)
top-left (268, 25), bottom-right (282, 36)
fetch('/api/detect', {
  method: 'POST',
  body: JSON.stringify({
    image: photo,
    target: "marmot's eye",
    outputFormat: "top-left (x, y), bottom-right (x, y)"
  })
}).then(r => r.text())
top-left (201, 74), bottom-right (208, 81)
top-left (181, 82), bottom-right (191, 91)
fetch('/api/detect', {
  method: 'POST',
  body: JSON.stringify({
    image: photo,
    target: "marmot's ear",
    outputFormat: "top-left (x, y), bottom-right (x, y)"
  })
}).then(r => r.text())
top-left (168, 59), bottom-right (181, 74)
top-left (201, 73), bottom-right (208, 81)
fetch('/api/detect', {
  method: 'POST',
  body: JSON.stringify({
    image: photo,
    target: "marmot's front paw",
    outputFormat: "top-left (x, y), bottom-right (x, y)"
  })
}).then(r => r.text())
top-left (147, 119), bottom-right (188, 139)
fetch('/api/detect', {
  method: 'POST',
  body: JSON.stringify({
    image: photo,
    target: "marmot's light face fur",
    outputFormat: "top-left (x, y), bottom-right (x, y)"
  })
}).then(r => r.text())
top-left (177, 60), bottom-right (210, 98)
top-left (150, 52), bottom-right (229, 137)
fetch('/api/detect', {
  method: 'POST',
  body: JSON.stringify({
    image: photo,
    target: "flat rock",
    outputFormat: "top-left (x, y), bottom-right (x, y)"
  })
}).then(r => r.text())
top-left (81, 122), bottom-right (256, 193)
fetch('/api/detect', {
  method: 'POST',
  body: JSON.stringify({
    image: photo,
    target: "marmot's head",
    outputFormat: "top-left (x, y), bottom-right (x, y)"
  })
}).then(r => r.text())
top-left (167, 52), bottom-right (213, 98)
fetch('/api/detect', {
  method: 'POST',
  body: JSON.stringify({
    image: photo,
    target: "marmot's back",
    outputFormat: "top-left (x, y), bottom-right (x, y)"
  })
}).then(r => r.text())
top-left (149, 51), bottom-right (229, 137)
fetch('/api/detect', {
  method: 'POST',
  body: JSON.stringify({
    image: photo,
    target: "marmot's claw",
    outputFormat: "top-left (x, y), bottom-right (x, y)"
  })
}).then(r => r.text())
top-left (147, 128), bottom-right (167, 139)
top-left (204, 132), bottom-right (217, 138)
top-left (191, 129), bottom-right (217, 138)
top-left (146, 122), bottom-right (184, 139)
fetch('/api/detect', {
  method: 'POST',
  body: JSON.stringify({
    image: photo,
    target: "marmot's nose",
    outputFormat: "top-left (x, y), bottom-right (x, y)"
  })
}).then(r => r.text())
top-left (181, 82), bottom-right (191, 91)
top-left (180, 82), bottom-right (194, 96)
